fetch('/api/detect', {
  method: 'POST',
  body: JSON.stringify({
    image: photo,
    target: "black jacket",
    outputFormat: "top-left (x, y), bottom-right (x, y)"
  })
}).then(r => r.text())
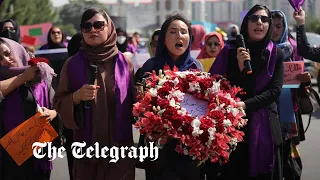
top-left (296, 25), bottom-right (320, 61)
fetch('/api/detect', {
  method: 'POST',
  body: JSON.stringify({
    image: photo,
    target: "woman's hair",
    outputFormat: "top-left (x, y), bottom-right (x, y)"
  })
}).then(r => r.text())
top-left (80, 8), bottom-right (109, 26)
top-left (152, 30), bottom-right (160, 40)
top-left (48, 26), bottom-right (65, 43)
top-left (160, 13), bottom-right (192, 42)
top-left (271, 11), bottom-right (284, 19)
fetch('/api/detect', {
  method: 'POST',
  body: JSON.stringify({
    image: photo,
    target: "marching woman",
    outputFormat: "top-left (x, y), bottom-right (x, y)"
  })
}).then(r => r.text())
top-left (271, 10), bottom-right (310, 179)
top-left (53, 8), bottom-right (136, 180)
top-left (209, 5), bottom-right (284, 180)
top-left (197, 32), bottom-right (224, 59)
top-left (191, 24), bottom-right (206, 51)
top-left (39, 26), bottom-right (66, 50)
top-left (137, 13), bottom-right (203, 180)
top-left (0, 37), bottom-right (59, 180)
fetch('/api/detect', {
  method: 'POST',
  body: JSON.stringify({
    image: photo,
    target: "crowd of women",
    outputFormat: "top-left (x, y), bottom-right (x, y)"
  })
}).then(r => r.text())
top-left (0, 3), bottom-right (319, 180)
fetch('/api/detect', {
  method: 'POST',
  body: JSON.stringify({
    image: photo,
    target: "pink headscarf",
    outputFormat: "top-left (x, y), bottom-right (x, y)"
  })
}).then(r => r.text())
top-left (197, 32), bottom-right (224, 59)
top-left (191, 25), bottom-right (206, 50)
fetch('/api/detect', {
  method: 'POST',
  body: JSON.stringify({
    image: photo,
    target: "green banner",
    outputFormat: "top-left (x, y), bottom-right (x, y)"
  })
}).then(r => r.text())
top-left (29, 28), bottom-right (42, 36)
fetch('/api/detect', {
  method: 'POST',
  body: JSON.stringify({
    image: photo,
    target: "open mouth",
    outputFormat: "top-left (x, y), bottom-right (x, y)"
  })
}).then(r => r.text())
top-left (175, 43), bottom-right (183, 48)
top-left (254, 28), bottom-right (263, 33)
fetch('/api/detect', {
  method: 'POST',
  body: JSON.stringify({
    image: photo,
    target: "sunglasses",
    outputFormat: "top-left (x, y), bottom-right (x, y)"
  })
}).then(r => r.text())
top-left (150, 41), bottom-right (158, 48)
top-left (81, 21), bottom-right (106, 33)
top-left (248, 15), bottom-right (270, 23)
top-left (51, 31), bottom-right (61, 35)
top-left (206, 42), bottom-right (220, 47)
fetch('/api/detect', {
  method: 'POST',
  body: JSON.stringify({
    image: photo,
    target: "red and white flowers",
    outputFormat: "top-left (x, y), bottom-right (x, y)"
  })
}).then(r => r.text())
top-left (133, 66), bottom-right (248, 164)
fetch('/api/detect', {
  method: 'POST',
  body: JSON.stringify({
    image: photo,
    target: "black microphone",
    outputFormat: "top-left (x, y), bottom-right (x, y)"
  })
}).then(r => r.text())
top-left (236, 34), bottom-right (252, 74)
top-left (84, 64), bottom-right (98, 108)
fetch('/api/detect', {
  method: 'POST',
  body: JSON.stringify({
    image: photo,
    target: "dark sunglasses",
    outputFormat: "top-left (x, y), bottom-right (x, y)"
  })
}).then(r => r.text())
top-left (248, 15), bottom-right (270, 23)
top-left (206, 42), bottom-right (220, 47)
top-left (150, 41), bottom-right (158, 48)
top-left (51, 31), bottom-right (61, 35)
top-left (81, 21), bottom-right (106, 33)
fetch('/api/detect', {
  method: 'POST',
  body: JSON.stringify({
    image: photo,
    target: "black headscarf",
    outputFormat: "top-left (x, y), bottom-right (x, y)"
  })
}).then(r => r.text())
top-left (0, 19), bottom-right (21, 43)
top-left (40, 26), bottom-right (66, 49)
top-left (240, 4), bottom-right (273, 49)
top-left (116, 28), bottom-right (128, 53)
top-left (67, 32), bottom-right (82, 57)
top-left (240, 4), bottom-right (273, 71)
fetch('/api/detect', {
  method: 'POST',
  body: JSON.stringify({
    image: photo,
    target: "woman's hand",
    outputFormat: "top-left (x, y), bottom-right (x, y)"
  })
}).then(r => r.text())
top-left (236, 47), bottom-right (251, 72)
top-left (293, 8), bottom-right (305, 26)
top-left (296, 72), bottom-right (311, 83)
top-left (40, 107), bottom-right (57, 122)
top-left (19, 66), bottom-right (38, 83)
top-left (72, 84), bottom-right (100, 105)
top-left (236, 101), bottom-right (246, 110)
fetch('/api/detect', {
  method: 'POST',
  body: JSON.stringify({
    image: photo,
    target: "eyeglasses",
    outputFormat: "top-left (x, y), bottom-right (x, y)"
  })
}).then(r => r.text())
top-left (51, 31), bottom-right (61, 35)
top-left (150, 41), bottom-right (158, 48)
top-left (206, 42), bottom-right (220, 47)
top-left (248, 15), bottom-right (270, 23)
top-left (81, 21), bottom-right (106, 33)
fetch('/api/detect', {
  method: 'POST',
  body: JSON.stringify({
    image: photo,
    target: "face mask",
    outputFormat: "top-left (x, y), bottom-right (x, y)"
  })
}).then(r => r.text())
top-left (0, 29), bottom-right (18, 42)
top-left (231, 31), bottom-right (237, 38)
top-left (117, 36), bottom-right (126, 45)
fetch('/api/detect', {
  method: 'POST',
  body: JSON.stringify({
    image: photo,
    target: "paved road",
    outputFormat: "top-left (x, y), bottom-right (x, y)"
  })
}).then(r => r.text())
top-left (51, 89), bottom-right (320, 180)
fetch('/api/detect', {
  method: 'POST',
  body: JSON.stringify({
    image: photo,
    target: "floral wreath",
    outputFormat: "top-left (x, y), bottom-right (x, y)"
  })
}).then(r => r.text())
top-left (133, 65), bottom-right (248, 164)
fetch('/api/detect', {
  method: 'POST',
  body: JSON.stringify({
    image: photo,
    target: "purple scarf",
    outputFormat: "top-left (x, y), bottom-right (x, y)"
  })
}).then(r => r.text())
top-left (67, 49), bottom-right (133, 144)
top-left (209, 41), bottom-right (277, 176)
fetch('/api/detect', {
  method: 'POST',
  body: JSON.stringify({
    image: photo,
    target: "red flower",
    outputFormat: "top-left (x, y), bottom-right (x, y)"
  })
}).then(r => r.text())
top-left (28, 57), bottom-right (49, 66)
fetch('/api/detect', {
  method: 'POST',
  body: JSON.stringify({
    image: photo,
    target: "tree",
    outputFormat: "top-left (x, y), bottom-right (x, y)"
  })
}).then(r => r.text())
top-left (59, 0), bottom-right (109, 31)
top-left (0, 0), bottom-right (58, 25)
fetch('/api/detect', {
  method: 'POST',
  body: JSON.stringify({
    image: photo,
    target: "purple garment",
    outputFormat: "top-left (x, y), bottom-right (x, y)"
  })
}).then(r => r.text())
top-left (67, 49), bottom-right (133, 144)
top-left (209, 41), bottom-right (277, 176)
top-left (127, 43), bottom-right (136, 54)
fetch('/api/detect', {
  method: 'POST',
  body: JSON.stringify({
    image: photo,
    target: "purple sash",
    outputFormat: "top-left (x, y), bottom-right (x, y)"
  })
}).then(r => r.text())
top-left (209, 42), bottom-right (277, 176)
top-left (67, 50), bottom-right (133, 144)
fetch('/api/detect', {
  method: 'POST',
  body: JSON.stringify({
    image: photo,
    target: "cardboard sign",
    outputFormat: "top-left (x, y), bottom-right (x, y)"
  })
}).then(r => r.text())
top-left (283, 61), bottom-right (304, 88)
top-left (181, 94), bottom-right (208, 119)
top-left (0, 112), bottom-right (58, 166)
top-left (198, 58), bottom-right (215, 72)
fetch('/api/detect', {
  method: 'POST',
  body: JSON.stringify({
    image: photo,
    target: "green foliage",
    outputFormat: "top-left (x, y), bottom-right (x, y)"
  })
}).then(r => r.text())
top-left (0, 0), bottom-right (57, 25)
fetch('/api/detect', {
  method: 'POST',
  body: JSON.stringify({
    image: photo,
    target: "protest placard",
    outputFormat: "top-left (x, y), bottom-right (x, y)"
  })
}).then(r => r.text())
top-left (0, 112), bottom-right (58, 166)
top-left (283, 61), bottom-right (304, 88)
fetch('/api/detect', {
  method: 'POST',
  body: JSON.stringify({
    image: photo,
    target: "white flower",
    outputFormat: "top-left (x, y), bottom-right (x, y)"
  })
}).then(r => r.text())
top-left (173, 77), bottom-right (180, 86)
top-left (178, 108), bottom-right (187, 116)
top-left (191, 118), bottom-right (201, 128)
top-left (208, 127), bottom-right (216, 140)
top-left (188, 82), bottom-right (201, 92)
top-left (149, 88), bottom-right (158, 97)
top-left (169, 98), bottom-right (176, 107)
top-left (191, 118), bottom-right (204, 137)
top-left (168, 90), bottom-right (185, 101)
top-left (230, 108), bottom-right (239, 117)
top-left (208, 81), bottom-right (220, 94)
top-left (158, 78), bottom-right (167, 86)
top-left (229, 138), bottom-right (238, 146)
top-left (223, 119), bottom-right (232, 127)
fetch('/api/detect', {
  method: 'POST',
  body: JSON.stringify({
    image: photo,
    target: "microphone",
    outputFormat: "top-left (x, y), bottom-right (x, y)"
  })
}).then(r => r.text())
top-left (84, 64), bottom-right (98, 108)
top-left (236, 34), bottom-right (252, 74)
